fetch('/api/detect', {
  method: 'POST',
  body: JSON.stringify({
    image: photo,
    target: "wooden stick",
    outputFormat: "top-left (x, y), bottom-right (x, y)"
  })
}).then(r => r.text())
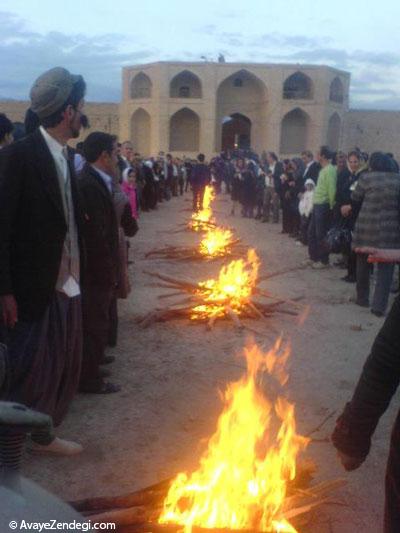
top-left (225, 306), bottom-right (244, 330)
top-left (70, 479), bottom-right (172, 512)
top-left (258, 266), bottom-right (306, 282)
top-left (88, 505), bottom-right (160, 526)
top-left (143, 271), bottom-right (199, 291)
top-left (158, 292), bottom-right (185, 300)
top-left (245, 301), bottom-right (268, 320)
top-left (305, 410), bottom-right (337, 437)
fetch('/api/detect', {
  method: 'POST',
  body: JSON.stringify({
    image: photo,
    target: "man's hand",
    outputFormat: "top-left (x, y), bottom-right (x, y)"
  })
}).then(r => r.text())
top-left (341, 204), bottom-right (352, 217)
top-left (337, 451), bottom-right (364, 471)
top-left (355, 247), bottom-right (400, 263)
top-left (0, 294), bottom-right (18, 328)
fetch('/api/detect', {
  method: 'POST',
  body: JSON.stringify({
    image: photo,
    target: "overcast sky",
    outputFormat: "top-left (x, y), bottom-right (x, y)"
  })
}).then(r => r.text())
top-left (1, 0), bottom-right (400, 109)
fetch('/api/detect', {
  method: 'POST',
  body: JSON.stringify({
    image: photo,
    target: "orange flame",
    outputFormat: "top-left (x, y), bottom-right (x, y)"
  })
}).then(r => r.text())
top-left (190, 186), bottom-right (215, 231)
top-left (199, 227), bottom-right (236, 257)
top-left (191, 249), bottom-right (260, 320)
top-left (159, 340), bottom-right (309, 532)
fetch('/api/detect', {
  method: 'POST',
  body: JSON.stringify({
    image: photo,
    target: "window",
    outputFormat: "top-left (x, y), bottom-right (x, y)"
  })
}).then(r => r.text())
top-left (179, 86), bottom-right (190, 98)
top-left (233, 78), bottom-right (243, 87)
top-left (283, 72), bottom-right (312, 100)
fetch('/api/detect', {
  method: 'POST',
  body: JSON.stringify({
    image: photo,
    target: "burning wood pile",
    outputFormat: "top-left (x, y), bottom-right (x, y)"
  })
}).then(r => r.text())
top-left (136, 250), bottom-right (301, 330)
top-left (72, 342), bottom-right (345, 532)
top-left (145, 227), bottom-right (247, 262)
top-left (188, 186), bottom-right (217, 232)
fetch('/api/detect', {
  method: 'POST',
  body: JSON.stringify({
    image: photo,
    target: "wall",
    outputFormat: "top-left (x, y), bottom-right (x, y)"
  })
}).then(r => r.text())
top-left (0, 100), bottom-right (119, 146)
top-left (343, 110), bottom-right (400, 159)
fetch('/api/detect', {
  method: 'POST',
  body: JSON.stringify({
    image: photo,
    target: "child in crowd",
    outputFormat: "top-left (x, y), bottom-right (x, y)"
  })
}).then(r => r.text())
top-left (298, 178), bottom-right (315, 245)
top-left (122, 167), bottom-right (139, 219)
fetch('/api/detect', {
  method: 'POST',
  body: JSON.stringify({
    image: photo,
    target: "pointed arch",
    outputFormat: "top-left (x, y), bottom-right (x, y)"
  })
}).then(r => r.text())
top-left (221, 113), bottom-right (251, 151)
top-left (280, 108), bottom-right (310, 154)
top-left (130, 108), bottom-right (151, 156)
top-left (217, 69), bottom-right (267, 100)
top-left (215, 69), bottom-right (267, 151)
top-left (130, 72), bottom-right (152, 99)
top-left (169, 107), bottom-right (200, 151)
top-left (283, 71), bottom-right (313, 100)
top-left (329, 77), bottom-right (344, 103)
top-left (170, 70), bottom-right (202, 98)
top-left (327, 112), bottom-right (341, 150)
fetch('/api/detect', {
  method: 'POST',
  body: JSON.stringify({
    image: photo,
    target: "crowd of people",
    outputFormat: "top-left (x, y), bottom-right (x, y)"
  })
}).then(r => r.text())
top-left (2, 65), bottom-right (400, 531)
top-left (195, 146), bottom-right (400, 318)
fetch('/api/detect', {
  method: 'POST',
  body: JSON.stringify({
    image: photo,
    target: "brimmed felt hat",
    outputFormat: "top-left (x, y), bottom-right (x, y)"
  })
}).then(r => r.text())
top-left (30, 67), bottom-right (83, 119)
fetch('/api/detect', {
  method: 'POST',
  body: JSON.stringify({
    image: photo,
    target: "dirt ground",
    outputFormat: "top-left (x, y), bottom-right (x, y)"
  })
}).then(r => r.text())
top-left (25, 191), bottom-right (398, 532)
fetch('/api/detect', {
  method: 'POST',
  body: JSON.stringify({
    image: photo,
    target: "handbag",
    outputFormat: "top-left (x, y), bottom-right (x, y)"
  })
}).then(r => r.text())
top-left (323, 222), bottom-right (352, 254)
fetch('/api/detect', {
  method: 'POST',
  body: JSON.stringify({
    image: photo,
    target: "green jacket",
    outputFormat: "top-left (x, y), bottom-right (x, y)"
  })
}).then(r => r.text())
top-left (313, 163), bottom-right (337, 209)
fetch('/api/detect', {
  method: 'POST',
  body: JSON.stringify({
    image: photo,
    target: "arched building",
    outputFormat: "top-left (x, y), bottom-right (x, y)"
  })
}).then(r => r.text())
top-left (119, 61), bottom-right (350, 158)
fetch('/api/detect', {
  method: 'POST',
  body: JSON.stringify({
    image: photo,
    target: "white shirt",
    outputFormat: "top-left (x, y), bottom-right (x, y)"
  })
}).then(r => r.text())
top-left (92, 165), bottom-right (113, 193)
top-left (39, 126), bottom-right (80, 297)
top-left (303, 160), bottom-right (314, 178)
top-left (74, 153), bottom-right (85, 173)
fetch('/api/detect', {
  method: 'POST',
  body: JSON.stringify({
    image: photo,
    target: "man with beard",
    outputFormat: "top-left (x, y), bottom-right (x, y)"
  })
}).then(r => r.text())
top-left (0, 67), bottom-right (86, 454)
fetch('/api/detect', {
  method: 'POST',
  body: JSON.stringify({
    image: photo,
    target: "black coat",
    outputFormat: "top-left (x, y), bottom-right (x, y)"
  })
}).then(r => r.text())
top-left (191, 163), bottom-right (210, 189)
top-left (0, 129), bottom-right (84, 321)
top-left (78, 164), bottom-right (119, 289)
top-left (303, 161), bottom-right (320, 184)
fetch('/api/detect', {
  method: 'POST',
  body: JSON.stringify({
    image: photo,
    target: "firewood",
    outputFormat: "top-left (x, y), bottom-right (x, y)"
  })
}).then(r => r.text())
top-left (225, 306), bottom-right (244, 329)
top-left (70, 479), bottom-right (172, 512)
top-left (144, 271), bottom-right (199, 291)
top-left (305, 410), bottom-right (336, 437)
top-left (88, 505), bottom-right (160, 526)
top-left (258, 266), bottom-right (306, 282)
top-left (245, 301), bottom-right (268, 320)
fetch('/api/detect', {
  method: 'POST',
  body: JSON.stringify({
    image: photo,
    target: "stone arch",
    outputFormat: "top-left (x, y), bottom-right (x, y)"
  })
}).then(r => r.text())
top-left (280, 108), bottom-right (310, 154)
top-left (170, 70), bottom-right (202, 98)
top-left (130, 72), bottom-right (152, 99)
top-left (221, 113), bottom-right (251, 151)
top-left (215, 69), bottom-right (267, 151)
top-left (130, 108), bottom-right (151, 156)
top-left (169, 107), bottom-right (200, 151)
top-left (329, 77), bottom-right (344, 103)
top-left (327, 112), bottom-right (341, 151)
top-left (283, 71), bottom-right (313, 100)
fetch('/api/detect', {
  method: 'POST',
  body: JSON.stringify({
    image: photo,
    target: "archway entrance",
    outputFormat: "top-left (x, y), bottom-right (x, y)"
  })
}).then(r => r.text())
top-left (215, 69), bottom-right (267, 153)
top-left (221, 113), bottom-right (251, 151)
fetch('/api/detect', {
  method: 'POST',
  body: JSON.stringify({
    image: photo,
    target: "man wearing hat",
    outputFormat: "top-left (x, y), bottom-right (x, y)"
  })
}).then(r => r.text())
top-left (0, 67), bottom-right (86, 455)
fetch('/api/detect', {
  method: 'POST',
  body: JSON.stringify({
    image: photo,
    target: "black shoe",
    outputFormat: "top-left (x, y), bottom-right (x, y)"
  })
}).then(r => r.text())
top-left (341, 275), bottom-right (356, 283)
top-left (79, 381), bottom-right (121, 394)
top-left (355, 300), bottom-right (369, 308)
top-left (261, 218), bottom-right (269, 223)
top-left (100, 355), bottom-right (115, 365)
top-left (371, 309), bottom-right (384, 317)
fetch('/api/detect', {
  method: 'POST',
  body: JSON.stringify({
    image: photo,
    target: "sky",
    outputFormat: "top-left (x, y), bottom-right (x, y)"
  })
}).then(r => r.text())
top-left (1, 0), bottom-right (400, 109)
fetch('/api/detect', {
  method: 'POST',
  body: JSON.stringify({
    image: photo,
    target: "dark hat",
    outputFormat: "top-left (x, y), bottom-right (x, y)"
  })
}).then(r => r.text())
top-left (30, 67), bottom-right (83, 119)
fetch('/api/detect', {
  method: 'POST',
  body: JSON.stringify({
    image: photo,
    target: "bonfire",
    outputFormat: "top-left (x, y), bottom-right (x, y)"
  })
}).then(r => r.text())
top-left (145, 227), bottom-right (246, 262)
top-left (72, 342), bottom-right (345, 532)
top-left (136, 250), bottom-right (303, 329)
top-left (189, 186), bottom-right (216, 232)
top-left (158, 341), bottom-right (308, 532)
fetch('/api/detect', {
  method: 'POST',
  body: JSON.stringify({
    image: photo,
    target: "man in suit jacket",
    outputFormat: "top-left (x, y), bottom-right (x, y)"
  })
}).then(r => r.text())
top-left (78, 132), bottom-right (121, 394)
top-left (301, 150), bottom-right (321, 185)
top-left (0, 67), bottom-right (86, 455)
